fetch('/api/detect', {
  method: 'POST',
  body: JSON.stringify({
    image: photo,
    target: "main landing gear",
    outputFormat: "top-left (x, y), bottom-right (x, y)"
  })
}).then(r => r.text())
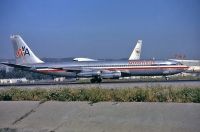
top-left (90, 77), bottom-right (102, 83)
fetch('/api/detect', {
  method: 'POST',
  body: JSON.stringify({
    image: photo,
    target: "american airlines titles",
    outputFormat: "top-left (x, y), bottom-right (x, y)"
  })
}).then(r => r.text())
top-left (128, 60), bottom-right (154, 65)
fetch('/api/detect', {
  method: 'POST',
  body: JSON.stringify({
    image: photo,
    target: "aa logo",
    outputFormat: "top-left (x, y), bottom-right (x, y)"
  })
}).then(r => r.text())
top-left (16, 46), bottom-right (30, 57)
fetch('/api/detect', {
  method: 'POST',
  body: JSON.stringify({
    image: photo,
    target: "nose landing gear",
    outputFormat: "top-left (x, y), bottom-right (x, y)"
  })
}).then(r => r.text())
top-left (164, 76), bottom-right (169, 80)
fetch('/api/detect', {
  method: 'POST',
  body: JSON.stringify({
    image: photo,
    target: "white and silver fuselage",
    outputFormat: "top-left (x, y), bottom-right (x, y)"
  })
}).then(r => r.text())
top-left (23, 60), bottom-right (188, 78)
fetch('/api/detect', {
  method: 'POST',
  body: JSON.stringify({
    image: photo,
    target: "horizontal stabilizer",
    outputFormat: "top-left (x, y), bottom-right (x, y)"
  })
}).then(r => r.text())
top-left (73, 58), bottom-right (97, 61)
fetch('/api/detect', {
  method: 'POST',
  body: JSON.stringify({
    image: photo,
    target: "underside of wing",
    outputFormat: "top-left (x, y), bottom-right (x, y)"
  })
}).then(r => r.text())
top-left (0, 62), bottom-right (30, 69)
top-left (52, 67), bottom-right (83, 73)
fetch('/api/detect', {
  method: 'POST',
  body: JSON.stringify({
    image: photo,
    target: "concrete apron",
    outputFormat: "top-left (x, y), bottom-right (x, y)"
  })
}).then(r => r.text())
top-left (0, 101), bottom-right (200, 132)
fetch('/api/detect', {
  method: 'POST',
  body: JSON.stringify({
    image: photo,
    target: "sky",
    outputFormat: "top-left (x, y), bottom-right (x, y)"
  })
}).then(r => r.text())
top-left (0, 0), bottom-right (200, 60)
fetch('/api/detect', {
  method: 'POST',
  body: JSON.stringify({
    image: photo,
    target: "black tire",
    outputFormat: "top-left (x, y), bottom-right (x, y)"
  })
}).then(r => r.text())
top-left (97, 78), bottom-right (102, 83)
top-left (90, 78), bottom-right (96, 83)
top-left (165, 76), bottom-right (169, 80)
top-left (90, 77), bottom-right (102, 83)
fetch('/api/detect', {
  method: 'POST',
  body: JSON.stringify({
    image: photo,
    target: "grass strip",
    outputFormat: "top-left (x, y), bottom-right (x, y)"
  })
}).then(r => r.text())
top-left (0, 86), bottom-right (200, 103)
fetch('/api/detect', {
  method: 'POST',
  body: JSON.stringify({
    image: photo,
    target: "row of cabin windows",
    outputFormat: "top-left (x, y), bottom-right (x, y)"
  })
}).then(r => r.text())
top-left (77, 64), bottom-right (177, 67)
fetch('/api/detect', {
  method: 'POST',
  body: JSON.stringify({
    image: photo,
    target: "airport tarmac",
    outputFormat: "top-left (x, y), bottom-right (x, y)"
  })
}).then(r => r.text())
top-left (1, 81), bottom-right (200, 132)
top-left (0, 101), bottom-right (199, 132)
top-left (0, 80), bottom-right (200, 89)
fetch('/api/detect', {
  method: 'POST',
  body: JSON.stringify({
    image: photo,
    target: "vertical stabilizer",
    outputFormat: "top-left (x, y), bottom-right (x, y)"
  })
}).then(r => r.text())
top-left (129, 40), bottom-right (142, 60)
top-left (10, 35), bottom-right (44, 64)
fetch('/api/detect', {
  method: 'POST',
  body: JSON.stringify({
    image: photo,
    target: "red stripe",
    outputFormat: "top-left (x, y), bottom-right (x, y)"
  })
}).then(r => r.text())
top-left (106, 66), bottom-right (188, 71)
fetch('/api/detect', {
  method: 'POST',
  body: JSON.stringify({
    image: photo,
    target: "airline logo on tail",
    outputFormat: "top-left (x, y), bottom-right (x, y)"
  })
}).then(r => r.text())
top-left (136, 49), bottom-right (140, 54)
top-left (16, 46), bottom-right (30, 57)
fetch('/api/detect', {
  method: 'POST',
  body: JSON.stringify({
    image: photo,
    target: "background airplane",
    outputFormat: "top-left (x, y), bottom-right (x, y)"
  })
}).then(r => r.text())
top-left (1, 35), bottom-right (188, 83)
top-left (129, 40), bottom-right (142, 60)
top-left (129, 40), bottom-right (200, 76)
top-left (74, 39), bottom-right (142, 62)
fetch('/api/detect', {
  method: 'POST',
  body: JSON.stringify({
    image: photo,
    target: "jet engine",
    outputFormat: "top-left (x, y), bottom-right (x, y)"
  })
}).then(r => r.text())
top-left (100, 71), bottom-right (121, 79)
top-left (77, 70), bottom-right (121, 79)
top-left (77, 71), bottom-right (100, 77)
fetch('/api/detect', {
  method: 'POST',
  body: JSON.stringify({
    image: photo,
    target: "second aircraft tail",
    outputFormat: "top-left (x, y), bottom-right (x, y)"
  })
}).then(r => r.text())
top-left (129, 40), bottom-right (142, 60)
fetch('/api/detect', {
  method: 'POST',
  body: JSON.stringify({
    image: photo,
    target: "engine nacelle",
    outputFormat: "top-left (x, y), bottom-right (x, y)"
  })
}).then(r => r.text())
top-left (77, 71), bottom-right (100, 78)
top-left (77, 70), bottom-right (121, 79)
top-left (100, 71), bottom-right (121, 79)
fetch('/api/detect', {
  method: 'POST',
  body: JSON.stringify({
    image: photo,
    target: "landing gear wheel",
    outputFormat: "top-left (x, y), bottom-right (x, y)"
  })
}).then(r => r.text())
top-left (90, 78), bottom-right (96, 83)
top-left (90, 77), bottom-right (102, 83)
top-left (97, 78), bottom-right (102, 83)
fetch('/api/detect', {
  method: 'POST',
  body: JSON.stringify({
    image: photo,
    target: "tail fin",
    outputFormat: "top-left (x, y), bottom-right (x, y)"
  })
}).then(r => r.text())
top-left (10, 35), bottom-right (44, 64)
top-left (129, 40), bottom-right (142, 60)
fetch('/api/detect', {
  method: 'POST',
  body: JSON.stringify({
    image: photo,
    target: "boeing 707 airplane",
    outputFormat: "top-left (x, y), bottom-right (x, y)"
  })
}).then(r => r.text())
top-left (1, 35), bottom-right (188, 83)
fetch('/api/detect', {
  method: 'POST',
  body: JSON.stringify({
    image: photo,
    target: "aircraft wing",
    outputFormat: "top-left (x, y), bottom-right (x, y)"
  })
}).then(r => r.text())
top-left (0, 62), bottom-right (31, 69)
top-left (49, 66), bottom-right (129, 75)
top-left (1, 62), bottom-right (128, 78)
top-left (53, 67), bottom-right (83, 73)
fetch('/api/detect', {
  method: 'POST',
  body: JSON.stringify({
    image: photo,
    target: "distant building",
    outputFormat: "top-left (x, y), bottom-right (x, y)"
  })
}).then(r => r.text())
top-left (0, 78), bottom-right (28, 84)
top-left (54, 77), bottom-right (65, 82)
